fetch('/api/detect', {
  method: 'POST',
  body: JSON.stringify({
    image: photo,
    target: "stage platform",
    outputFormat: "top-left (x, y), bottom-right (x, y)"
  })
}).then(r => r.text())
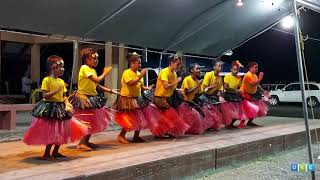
top-left (0, 116), bottom-right (319, 180)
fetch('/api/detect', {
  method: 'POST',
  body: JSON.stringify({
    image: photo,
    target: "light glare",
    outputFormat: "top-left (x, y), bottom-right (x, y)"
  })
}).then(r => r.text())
top-left (236, 0), bottom-right (244, 6)
top-left (281, 16), bottom-right (294, 29)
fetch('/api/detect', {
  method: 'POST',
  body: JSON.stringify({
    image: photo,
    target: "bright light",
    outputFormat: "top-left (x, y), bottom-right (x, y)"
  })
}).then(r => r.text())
top-left (236, 0), bottom-right (244, 6)
top-left (223, 50), bottom-right (233, 56)
top-left (281, 16), bottom-right (294, 29)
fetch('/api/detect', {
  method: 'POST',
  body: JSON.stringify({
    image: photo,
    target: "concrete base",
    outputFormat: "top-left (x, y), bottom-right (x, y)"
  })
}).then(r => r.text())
top-left (0, 116), bottom-right (319, 180)
top-left (0, 104), bottom-right (34, 130)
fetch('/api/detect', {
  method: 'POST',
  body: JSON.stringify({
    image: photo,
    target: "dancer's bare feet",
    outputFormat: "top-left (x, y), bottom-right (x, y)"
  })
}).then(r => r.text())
top-left (131, 136), bottom-right (146, 143)
top-left (237, 120), bottom-right (245, 128)
top-left (117, 134), bottom-right (130, 144)
top-left (52, 152), bottom-right (67, 158)
top-left (41, 154), bottom-right (53, 161)
top-left (87, 142), bottom-right (99, 149)
top-left (247, 122), bottom-right (261, 127)
top-left (226, 124), bottom-right (238, 129)
top-left (76, 144), bottom-right (93, 151)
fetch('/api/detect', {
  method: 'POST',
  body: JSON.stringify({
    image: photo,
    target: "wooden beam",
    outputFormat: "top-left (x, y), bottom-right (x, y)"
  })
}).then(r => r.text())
top-left (118, 43), bottom-right (128, 86)
top-left (31, 44), bottom-right (40, 83)
top-left (0, 31), bottom-right (35, 44)
top-left (104, 42), bottom-right (116, 105)
top-left (0, 31), bottom-right (71, 44)
top-left (34, 36), bottom-right (71, 44)
top-left (80, 43), bottom-right (105, 50)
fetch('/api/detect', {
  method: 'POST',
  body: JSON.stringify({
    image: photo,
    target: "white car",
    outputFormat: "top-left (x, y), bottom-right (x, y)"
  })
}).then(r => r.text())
top-left (269, 83), bottom-right (320, 107)
top-left (262, 84), bottom-right (286, 92)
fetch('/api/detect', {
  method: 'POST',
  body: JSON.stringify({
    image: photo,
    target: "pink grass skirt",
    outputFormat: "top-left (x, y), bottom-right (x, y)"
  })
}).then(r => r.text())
top-left (23, 117), bottom-right (88, 145)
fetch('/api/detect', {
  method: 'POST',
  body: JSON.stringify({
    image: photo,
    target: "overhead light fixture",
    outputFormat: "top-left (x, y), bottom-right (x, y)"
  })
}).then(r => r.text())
top-left (223, 50), bottom-right (233, 56)
top-left (281, 15), bottom-right (294, 29)
top-left (236, 0), bottom-right (244, 6)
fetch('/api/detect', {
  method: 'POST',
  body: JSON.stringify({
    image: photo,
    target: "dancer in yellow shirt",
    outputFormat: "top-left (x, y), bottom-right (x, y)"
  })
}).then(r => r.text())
top-left (179, 63), bottom-right (205, 134)
top-left (23, 55), bottom-right (87, 160)
top-left (152, 55), bottom-right (189, 137)
top-left (220, 61), bottom-right (246, 128)
top-left (198, 60), bottom-right (224, 130)
top-left (69, 48), bottom-right (118, 151)
top-left (113, 52), bottom-right (161, 144)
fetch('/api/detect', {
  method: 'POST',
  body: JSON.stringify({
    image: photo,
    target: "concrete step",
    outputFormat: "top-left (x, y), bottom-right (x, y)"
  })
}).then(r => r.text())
top-left (0, 116), bottom-right (319, 180)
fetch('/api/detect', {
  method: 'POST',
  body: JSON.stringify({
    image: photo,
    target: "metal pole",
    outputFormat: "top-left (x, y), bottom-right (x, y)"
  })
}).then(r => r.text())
top-left (271, 28), bottom-right (320, 42)
top-left (292, 0), bottom-right (315, 179)
top-left (145, 47), bottom-right (149, 86)
top-left (70, 41), bottom-right (79, 92)
top-left (146, 69), bottom-right (149, 87)
top-left (83, 0), bottom-right (136, 38)
top-left (145, 48), bottom-right (148, 62)
top-left (159, 53), bottom-right (163, 71)
top-left (296, 0), bottom-right (320, 13)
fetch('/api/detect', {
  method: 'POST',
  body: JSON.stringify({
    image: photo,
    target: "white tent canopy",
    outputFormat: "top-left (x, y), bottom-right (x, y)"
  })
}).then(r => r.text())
top-left (1, 0), bottom-right (319, 56)
top-left (0, 0), bottom-right (294, 56)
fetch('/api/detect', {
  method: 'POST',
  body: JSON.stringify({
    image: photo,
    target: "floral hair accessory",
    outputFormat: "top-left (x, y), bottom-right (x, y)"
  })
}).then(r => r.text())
top-left (235, 60), bottom-right (244, 68)
top-left (90, 53), bottom-right (98, 58)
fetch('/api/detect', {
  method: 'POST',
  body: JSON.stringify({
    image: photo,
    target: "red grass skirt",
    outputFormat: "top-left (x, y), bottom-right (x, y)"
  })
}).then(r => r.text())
top-left (140, 104), bottom-right (163, 131)
top-left (252, 99), bottom-right (268, 117)
top-left (151, 97), bottom-right (190, 137)
top-left (177, 102), bottom-right (205, 135)
top-left (151, 107), bottom-right (190, 137)
top-left (73, 108), bottom-right (111, 134)
top-left (241, 93), bottom-right (269, 119)
top-left (115, 104), bottom-right (163, 132)
top-left (241, 100), bottom-right (259, 119)
top-left (203, 104), bottom-right (224, 129)
top-left (220, 102), bottom-right (246, 125)
top-left (23, 117), bottom-right (88, 145)
top-left (202, 105), bottom-right (223, 129)
top-left (113, 96), bottom-right (160, 131)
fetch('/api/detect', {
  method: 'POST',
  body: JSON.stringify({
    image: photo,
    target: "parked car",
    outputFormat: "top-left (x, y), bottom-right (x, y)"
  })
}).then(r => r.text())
top-left (269, 82), bottom-right (320, 107)
top-left (262, 84), bottom-right (286, 92)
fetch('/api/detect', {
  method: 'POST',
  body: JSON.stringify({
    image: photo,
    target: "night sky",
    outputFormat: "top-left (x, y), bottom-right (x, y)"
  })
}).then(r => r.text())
top-left (223, 10), bottom-right (320, 84)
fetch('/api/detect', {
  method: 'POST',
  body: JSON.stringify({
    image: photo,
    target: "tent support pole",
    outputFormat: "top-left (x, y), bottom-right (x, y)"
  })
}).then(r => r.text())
top-left (297, 0), bottom-right (320, 13)
top-left (83, 0), bottom-right (136, 38)
top-left (292, 0), bottom-right (315, 179)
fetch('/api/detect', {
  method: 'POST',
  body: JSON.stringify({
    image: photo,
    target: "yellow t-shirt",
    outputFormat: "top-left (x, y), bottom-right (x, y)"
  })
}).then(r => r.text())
top-left (41, 76), bottom-right (67, 102)
top-left (224, 73), bottom-right (242, 91)
top-left (201, 71), bottom-right (223, 95)
top-left (120, 69), bottom-right (143, 97)
top-left (154, 67), bottom-right (177, 97)
top-left (240, 71), bottom-right (258, 94)
top-left (77, 65), bottom-right (98, 96)
top-left (181, 75), bottom-right (201, 101)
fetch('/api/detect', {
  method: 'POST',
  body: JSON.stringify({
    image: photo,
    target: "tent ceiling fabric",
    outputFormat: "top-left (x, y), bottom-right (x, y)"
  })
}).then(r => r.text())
top-left (2, 0), bottom-right (316, 57)
top-left (167, 0), bottom-right (292, 55)
top-left (0, 0), bottom-right (130, 37)
top-left (86, 0), bottom-right (227, 49)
